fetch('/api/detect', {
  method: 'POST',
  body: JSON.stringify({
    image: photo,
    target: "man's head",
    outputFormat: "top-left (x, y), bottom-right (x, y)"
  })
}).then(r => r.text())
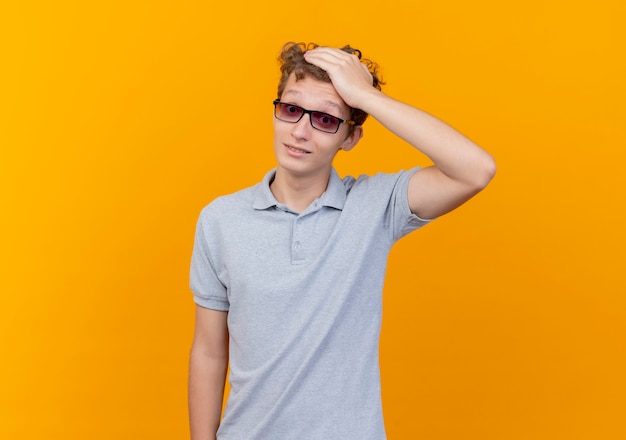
top-left (276, 42), bottom-right (383, 129)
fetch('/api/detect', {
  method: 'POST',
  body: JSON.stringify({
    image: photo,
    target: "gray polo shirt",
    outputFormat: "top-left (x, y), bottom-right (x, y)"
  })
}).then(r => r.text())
top-left (190, 167), bottom-right (431, 439)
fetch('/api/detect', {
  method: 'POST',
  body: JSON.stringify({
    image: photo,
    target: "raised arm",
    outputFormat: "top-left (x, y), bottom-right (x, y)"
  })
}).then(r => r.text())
top-left (304, 47), bottom-right (496, 219)
top-left (189, 305), bottom-right (229, 440)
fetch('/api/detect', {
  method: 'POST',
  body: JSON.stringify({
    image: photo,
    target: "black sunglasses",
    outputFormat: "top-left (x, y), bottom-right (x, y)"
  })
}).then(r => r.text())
top-left (273, 100), bottom-right (356, 134)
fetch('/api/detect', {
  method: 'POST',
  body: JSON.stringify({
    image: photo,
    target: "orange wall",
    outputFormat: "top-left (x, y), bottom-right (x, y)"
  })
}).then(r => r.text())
top-left (1, 1), bottom-right (624, 438)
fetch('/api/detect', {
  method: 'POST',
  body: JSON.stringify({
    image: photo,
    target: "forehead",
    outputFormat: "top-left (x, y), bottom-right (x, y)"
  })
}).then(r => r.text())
top-left (280, 74), bottom-right (349, 116)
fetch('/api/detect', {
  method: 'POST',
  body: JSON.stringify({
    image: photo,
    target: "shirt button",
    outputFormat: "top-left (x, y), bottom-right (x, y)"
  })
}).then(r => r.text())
top-left (294, 241), bottom-right (301, 249)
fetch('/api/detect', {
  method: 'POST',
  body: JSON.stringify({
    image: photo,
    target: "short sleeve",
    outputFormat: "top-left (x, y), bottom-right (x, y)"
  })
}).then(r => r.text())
top-left (189, 208), bottom-right (230, 311)
top-left (388, 167), bottom-right (434, 241)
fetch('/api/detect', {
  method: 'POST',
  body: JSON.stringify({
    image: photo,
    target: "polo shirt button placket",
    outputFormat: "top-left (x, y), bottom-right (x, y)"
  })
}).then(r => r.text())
top-left (292, 239), bottom-right (303, 263)
top-left (292, 217), bottom-right (304, 263)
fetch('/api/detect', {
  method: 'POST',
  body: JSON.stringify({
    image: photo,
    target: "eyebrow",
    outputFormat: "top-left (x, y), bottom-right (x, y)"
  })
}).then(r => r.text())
top-left (281, 90), bottom-right (344, 115)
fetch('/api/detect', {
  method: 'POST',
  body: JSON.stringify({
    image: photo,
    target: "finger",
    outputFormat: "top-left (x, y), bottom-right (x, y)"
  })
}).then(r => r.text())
top-left (306, 47), bottom-right (348, 58)
top-left (304, 47), bottom-right (359, 66)
top-left (302, 53), bottom-right (342, 74)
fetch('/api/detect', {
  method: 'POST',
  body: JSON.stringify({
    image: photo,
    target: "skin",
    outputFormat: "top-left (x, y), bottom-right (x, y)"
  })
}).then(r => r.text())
top-left (302, 47), bottom-right (496, 220)
top-left (189, 47), bottom-right (496, 440)
top-left (188, 307), bottom-right (228, 440)
top-left (270, 73), bottom-right (363, 213)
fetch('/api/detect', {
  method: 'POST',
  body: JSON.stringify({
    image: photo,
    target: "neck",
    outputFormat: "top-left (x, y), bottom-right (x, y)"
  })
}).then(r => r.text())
top-left (270, 167), bottom-right (331, 213)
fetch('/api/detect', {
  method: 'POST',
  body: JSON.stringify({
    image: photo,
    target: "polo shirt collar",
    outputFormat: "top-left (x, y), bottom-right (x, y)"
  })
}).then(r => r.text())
top-left (253, 168), bottom-right (347, 211)
top-left (320, 168), bottom-right (347, 210)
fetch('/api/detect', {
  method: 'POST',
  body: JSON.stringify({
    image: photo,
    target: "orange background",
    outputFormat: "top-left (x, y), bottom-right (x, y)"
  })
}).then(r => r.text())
top-left (1, 1), bottom-right (625, 438)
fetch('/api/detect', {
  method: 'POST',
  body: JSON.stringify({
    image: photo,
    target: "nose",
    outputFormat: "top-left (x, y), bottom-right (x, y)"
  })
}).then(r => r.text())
top-left (291, 113), bottom-right (312, 139)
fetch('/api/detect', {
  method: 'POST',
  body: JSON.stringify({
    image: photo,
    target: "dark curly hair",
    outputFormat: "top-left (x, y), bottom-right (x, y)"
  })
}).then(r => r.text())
top-left (276, 42), bottom-right (384, 127)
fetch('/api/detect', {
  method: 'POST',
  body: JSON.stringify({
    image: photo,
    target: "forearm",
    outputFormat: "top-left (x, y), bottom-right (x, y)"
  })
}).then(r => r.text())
top-left (360, 90), bottom-right (495, 187)
top-left (189, 350), bottom-right (228, 440)
top-left (302, 46), bottom-right (494, 186)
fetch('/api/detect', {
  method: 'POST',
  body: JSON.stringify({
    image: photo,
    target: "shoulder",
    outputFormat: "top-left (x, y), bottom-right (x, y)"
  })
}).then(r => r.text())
top-left (197, 183), bottom-right (260, 225)
top-left (342, 168), bottom-right (420, 195)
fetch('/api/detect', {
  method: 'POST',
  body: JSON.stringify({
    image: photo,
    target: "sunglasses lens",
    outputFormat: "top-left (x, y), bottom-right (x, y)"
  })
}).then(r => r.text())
top-left (276, 103), bottom-right (303, 122)
top-left (311, 112), bottom-right (340, 133)
top-left (273, 101), bottom-right (343, 133)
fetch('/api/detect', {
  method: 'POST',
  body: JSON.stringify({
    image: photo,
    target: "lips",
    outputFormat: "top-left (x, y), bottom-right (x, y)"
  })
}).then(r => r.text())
top-left (286, 144), bottom-right (310, 154)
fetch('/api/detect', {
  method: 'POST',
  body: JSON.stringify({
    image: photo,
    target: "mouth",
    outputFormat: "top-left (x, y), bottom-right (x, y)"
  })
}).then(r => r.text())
top-left (286, 144), bottom-right (311, 154)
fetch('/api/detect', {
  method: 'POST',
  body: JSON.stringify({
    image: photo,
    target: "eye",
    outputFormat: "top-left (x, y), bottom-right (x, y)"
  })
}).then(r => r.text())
top-left (277, 103), bottom-right (303, 121)
top-left (313, 112), bottom-right (339, 130)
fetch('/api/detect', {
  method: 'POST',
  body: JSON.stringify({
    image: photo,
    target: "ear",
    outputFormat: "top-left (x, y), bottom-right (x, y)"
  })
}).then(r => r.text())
top-left (339, 125), bottom-right (363, 152)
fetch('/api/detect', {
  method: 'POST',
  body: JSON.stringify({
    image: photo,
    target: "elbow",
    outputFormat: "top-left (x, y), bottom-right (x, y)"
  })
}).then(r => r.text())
top-left (484, 154), bottom-right (497, 185)
top-left (471, 154), bottom-right (497, 192)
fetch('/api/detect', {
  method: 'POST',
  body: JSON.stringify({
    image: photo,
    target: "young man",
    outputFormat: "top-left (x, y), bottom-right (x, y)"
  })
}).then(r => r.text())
top-left (189, 42), bottom-right (496, 439)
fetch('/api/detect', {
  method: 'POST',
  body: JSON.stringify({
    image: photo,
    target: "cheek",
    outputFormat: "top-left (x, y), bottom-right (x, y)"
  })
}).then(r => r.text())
top-left (272, 119), bottom-right (285, 140)
top-left (323, 140), bottom-right (344, 155)
top-left (273, 117), bottom-right (290, 135)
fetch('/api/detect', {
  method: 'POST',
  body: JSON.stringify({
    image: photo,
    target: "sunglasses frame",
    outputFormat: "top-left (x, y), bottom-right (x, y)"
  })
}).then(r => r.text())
top-left (273, 100), bottom-right (356, 134)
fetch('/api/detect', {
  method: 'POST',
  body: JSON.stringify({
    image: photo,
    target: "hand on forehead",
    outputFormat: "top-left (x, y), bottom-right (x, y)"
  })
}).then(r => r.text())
top-left (303, 47), bottom-right (375, 110)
